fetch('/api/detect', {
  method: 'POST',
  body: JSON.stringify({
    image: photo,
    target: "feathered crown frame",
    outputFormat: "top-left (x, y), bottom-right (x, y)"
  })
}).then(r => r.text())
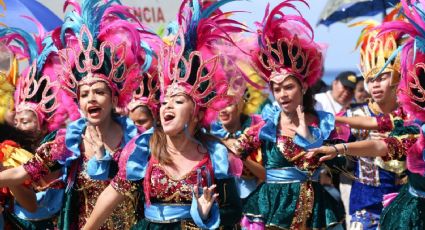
top-left (353, 20), bottom-right (401, 83)
top-left (127, 71), bottom-right (160, 118)
top-left (157, 0), bottom-right (248, 127)
top-left (15, 61), bottom-right (59, 126)
top-left (376, 0), bottom-right (425, 121)
top-left (0, 18), bottom-right (80, 129)
top-left (58, 25), bottom-right (139, 107)
top-left (159, 29), bottom-right (231, 109)
top-left (255, 0), bottom-right (324, 87)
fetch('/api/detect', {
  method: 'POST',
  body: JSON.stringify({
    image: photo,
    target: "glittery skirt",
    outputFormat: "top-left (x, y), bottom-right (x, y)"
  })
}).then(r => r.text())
top-left (380, 185), bottom-right (425, 230)
top-left (242, 182), bottom-right (344, 229)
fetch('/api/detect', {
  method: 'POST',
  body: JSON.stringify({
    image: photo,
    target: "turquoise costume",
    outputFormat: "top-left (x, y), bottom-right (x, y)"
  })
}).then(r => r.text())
top-left (377, 120), bottom-right (423, 230)
top-left (242, 104), bottom-right (344, 229)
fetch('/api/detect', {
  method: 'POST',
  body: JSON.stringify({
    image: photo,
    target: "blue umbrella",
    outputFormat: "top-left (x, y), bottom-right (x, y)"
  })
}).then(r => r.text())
top-left (318, 0), bottom-right (400, 26)
top-left (0, 0), bottom-right (62, 33)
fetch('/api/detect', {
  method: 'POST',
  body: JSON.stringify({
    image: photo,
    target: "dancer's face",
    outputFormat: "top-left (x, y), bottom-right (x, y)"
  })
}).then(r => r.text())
top-left (79, 82), bottom-right (117, 126)
top-left (366, 72), bottom-right (396, 104)
top-left (14, 110), bottom-right (39, 135)
top-left (160, 93), bottom-right (197, 136)
top-left (218, 99), bottom-right (243, 128)
top-left (129, 105), bottom-right (154, 132)
top-left (271, 76), bottom-right (304, 113)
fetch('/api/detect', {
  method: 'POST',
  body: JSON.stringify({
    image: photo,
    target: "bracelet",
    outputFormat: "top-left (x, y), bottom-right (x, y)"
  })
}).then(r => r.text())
top-left (331, 145), bottom-right (340, 155)
top-left (341, 143), bottom-right (348, 155)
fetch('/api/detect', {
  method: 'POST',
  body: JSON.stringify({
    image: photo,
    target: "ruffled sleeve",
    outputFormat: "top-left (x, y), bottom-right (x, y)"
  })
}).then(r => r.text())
top-left (110, 128), bottom-right (153, 195)
top-left (376, 107), bottom-right (409, 133)
top-left (121, 128), bottom-right (153, 181)
top-left (23, 129), bottom-right (71, 182)
top-left (259, 103), bottom-right (280, 143)
top-left (205, 140), bottom-right (229, 179)
top-left (64, 118), bottom-right (86, 166)
top-left (293, 111), bottom-right (335, 149)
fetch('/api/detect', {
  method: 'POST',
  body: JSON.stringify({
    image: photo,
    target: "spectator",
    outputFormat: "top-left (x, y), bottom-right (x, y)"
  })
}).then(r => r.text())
top-left (315, 71), bottom-right (357, 115)
top-left (353, 76), bottom-right (369, 103)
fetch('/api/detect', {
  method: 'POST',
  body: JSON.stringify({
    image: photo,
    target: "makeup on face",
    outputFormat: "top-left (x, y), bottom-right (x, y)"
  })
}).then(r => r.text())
top-left (160, 93), bottom-right (196, 136)
top-left (78, 81), bottom-right (115, 125)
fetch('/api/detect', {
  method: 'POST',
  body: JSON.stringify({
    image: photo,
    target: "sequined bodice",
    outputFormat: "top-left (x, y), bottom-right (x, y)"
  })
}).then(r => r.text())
top-left (276, 135), bottom-right (321, 172)
top-left (75, 149), bottom-right (137, 229)
top-left (149, 155), bottom-right (211, 204)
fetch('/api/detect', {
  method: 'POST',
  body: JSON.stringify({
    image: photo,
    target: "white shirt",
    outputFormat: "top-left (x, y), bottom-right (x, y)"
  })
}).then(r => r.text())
top-left (314, 90), bottom-right (343, 115)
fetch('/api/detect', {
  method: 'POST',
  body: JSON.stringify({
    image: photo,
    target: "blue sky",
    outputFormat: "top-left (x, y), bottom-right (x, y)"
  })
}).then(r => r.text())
top-left (222, 0), bottom-right (383, 77)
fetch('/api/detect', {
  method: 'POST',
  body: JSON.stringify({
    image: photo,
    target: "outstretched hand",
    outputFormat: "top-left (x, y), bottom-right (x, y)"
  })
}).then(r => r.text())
top-left (306, 146), bottom-right (338, 162)
top-left (194, 184), bottom-right (218, 221)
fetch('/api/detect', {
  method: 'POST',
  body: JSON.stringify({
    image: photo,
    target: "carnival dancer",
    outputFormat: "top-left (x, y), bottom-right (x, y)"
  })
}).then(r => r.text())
top-left (308, 2), bottom-right (425, 228)
top-left (127, 71), bottom-right (160, 134)
top-left (52, 0), bottom-right (156, 227)
top-left (83, 0), bottom-right (248, 229)
top-left (0, 51), bottom-right (39, 230)
top-left (210, 56), bottom-right (268, 200)
top-left (0, 22), bottom-right (77, 229)
top-left (0, 0), bottom-right (154, 228)
top-left (239, 1), bottom-right (345, 229)
top-left (337, 18), bottom-right (407, 229)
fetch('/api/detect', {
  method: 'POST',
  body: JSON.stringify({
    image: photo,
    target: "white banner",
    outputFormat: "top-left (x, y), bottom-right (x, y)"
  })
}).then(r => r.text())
top-left (37, 0), bottom-right (180, 30)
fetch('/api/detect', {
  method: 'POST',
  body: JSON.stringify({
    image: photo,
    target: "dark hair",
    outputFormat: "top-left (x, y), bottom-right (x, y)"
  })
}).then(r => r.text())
top-left (131, 105), bottom-right (154, 119)
top-left (0, 123), bottom-right (35, 151)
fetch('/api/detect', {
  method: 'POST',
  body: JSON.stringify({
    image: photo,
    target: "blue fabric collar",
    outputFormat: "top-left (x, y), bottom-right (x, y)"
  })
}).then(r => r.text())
top-left (259, 104), bottom-right (335, 144)
top-left (64, 116), bottom-right (137, 166)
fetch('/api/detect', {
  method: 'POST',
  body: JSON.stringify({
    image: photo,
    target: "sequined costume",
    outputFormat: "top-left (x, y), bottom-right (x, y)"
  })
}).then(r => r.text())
top-left (210, 114), bottom-right (263, 199)
top-left (344, 103), bottom-right (409, 229)
top-left (241, 105), bottom-right (345, 229)
top-left (374, 115), bottom-right (422, 230)
top-left (0, 20), bottom-right (76, 229)
top-left (346, 11), bottom-right (409, 228)
top-left (20, 117), bottom-right (137, 229)
top-left (351, 1), bottom-right (425, 228)
top-left (95, 128), bottom-right (235, 229)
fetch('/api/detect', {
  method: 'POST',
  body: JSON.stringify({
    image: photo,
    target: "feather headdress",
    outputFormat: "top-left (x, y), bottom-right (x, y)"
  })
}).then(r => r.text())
top-left (376, 0), bottom-right (425, 176)
top-left (376, 0), bottom-right (425, 121)
top-left (58, 0), bottom-right (158, 109)
top-left (253, 0), bottom-right (324, 87)
top-left (351, 11), bottom-right (402, 84)
top-left (0, 18), bottom-right (79, 131)
top-left (159, 0), bottom-right (248, 127)
top-left (127, 71), bottom-right (161, 119)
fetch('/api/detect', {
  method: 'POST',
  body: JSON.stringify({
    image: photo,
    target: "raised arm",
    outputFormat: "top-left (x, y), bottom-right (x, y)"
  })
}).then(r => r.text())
top-left (0, 165), bottom-right (30, 187)
top-left (307, 139), bottom-right (388, 162)
top-left (335, 116), bottom-right (379, 130)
